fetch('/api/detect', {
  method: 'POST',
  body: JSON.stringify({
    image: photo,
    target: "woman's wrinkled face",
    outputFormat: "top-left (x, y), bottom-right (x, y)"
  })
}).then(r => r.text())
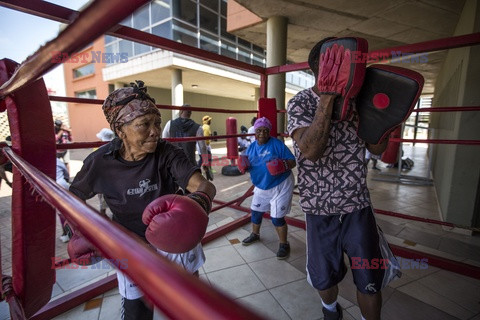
top-left (255, 126), bottom-right (270, 145)
top-left (119, 113), bottom-right (162, 156)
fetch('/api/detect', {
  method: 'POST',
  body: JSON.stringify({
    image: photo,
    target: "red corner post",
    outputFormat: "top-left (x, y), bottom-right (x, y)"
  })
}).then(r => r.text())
top-left (258, 98), bottom-right (277, 137)
top-left (0, 59), bottom-right (57, 318)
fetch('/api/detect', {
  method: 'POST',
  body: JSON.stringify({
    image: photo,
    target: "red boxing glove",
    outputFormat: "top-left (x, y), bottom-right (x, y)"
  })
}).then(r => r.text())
top-left (67, 229), bottom-right (102, 266)
top-left (142, 194), bottom-right (209, 253)
top-left (237, 155), bottom-right (250, 174)
top-left (266, 159), bottom-right (290, 176)
top-left (318, 44), bottom-right (351, 95)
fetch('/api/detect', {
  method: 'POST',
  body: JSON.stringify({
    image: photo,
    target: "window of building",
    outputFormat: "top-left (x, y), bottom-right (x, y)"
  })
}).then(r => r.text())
top-left (201, 0), bottom-right (218, 12)
top-left (105, 0), bottom-right (267, 68)
top-left (220, 17), bottom-right (235, 41)
top-left (173, 21), bottom-right (197, 47)
top-left (119, 40), bottom-right (134, 58)
top-left (75, 89), bottom-right (97, 99)
top-left (200, 32), bottom-right (219, 54)
top-left (120, 16), bottom-right (132, 27)
top-left (220, 40), bottom-right (236, 59)
top-left (152, 20), bottom-right (173, 39)
top-left (105, 35), bottom-right (116, 44)
top-left (134, 42), bottom-right (151, 56)
top-left (237, 48), bottom-right (251, 64)
top-left (220, 0), bottom-right (227, 17)
top-left (252, 54), bottom-right (264, 67)
top-left (253, 44), bottom-right (264, 55)
top-left (152, 0), bottom-right (171, 22)
top-left (238, 37), bottom-right (251, 49)
top-left (104, 41), bottom-right (120, 65)
top-left (73, 64), bottom-right (95, 78)
top-left (172, 0), bottom-right (197, 26)
top-left (200, 6), bottom-right (218, 34)
top-left (134, 4), bottom-right (150, 29)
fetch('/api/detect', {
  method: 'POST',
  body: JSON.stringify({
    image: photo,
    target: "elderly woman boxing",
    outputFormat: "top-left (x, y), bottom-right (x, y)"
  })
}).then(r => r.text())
top-left (68, 81), bottom-right (216, 320)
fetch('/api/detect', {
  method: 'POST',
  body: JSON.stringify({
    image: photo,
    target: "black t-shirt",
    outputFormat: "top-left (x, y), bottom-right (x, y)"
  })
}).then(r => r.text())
top-left (69, 138), bottom-right (199, 238)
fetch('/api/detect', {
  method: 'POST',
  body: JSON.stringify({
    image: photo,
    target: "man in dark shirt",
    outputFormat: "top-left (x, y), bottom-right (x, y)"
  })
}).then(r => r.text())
top-left (162, 106), bottom-right (207, 167)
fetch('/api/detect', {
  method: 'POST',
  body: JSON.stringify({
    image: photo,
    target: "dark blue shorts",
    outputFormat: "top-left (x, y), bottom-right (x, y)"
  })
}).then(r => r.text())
top-left (306, 206), bottom-right (386, 294)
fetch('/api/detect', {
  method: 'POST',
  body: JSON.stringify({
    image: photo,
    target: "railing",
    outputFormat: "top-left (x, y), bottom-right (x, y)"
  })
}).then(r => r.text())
top-left (3, 146), bottom-right (266, 320)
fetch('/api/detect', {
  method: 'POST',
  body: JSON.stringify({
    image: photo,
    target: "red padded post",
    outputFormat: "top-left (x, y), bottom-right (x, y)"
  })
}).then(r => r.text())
top-left (226, 117), bottom-right (238, 160)
top-left (381, 126), bottom-right (402, 164)
top-left (258, 98), bottom-right (277, 137)
top-left (0, 59), bottom-right (56, 318)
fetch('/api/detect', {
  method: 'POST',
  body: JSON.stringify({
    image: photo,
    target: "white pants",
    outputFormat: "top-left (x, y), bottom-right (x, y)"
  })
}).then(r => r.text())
top-left (251, 172), bottom-right (294, 218)
top-left (116, 243), bottom-right (205, 299)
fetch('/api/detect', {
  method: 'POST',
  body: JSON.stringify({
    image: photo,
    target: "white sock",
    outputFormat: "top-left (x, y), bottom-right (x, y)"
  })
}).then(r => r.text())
top-left (321, 300), bottom-right (337, 312)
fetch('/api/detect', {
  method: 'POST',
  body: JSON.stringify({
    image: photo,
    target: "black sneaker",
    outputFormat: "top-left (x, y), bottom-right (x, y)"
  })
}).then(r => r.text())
top-left (242, 233), bottom-right (260, 246)
top-left (276, 242), bottom-right (290, 260)
top-left (322, 303), bottom-right (343, 320)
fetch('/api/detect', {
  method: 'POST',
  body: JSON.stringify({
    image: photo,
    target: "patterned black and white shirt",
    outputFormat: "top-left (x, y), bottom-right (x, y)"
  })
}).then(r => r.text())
top-left (287, 88), bottom-right (371, 216)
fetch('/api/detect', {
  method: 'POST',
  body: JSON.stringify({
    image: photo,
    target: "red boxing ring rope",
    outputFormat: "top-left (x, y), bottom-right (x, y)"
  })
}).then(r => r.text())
top-left (1, 0), bottom-right (480, 317)
top-left (3, 147), bottom-right (266, 320)
top-left (48, 96), bottom-right (259, 114)
top-left (389, 138), bottom-right (480, 145)
top-left (54, 134), bottom-right (255, 151)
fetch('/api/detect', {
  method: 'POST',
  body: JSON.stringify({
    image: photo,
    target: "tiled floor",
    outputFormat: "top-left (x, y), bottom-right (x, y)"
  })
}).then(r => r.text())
top-left (1, 142), bottom-right (479, 319)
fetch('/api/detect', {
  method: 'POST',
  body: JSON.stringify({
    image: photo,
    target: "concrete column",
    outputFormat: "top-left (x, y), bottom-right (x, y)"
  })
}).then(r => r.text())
top-left (254, 87), bottom-right (260, 108)
top-left (266, 16), bottom-right (288, 135)
top-left (171, 68), bottom-right (183, 119)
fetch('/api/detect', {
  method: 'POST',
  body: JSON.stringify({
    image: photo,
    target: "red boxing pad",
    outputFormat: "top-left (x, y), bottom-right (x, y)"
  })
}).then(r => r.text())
top-left (67, 231), bottom-right (102, 266)
top-left (142, 195), bottom-right (209, 253)
top-left (356, 65), bottom-right (424, 145)
top-left (319, 37), bottom-right (368, 120)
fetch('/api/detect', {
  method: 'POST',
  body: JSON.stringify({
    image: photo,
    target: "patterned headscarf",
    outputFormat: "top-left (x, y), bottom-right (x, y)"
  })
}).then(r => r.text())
top-left (102, 80), bottom-right (159, 132)
top-left (253, 117), bottom-right (272, 131)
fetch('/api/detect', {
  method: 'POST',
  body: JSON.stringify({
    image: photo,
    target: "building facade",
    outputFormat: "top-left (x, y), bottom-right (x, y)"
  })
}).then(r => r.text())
top-left (63, 0), bottom-right (312, 141)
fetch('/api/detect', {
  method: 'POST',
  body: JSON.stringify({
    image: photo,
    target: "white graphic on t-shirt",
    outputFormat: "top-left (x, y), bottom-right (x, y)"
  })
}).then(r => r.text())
top-left (127, 179), bottom-right (159, 196)
top-left (259, 150), bottom-right (271, 158)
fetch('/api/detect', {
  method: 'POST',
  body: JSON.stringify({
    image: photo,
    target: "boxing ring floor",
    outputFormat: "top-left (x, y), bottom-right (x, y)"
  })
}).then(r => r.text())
top-left (0, 142), bottom-right (479, 320)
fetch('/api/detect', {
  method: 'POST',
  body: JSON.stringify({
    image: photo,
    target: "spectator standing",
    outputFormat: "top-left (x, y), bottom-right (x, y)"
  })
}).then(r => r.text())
top-left (54, 119), bottom-right (73, 173)
top-left (247, 116), bottom-right (257, 144)
top-left (56, 158), bottom-right (71, 242)
top-left (237, 125), bottom-right (251, 155)
top-left (162, 106), bottom-right (208, 168)
top-left (201, 115), bottom-right (214, 181)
